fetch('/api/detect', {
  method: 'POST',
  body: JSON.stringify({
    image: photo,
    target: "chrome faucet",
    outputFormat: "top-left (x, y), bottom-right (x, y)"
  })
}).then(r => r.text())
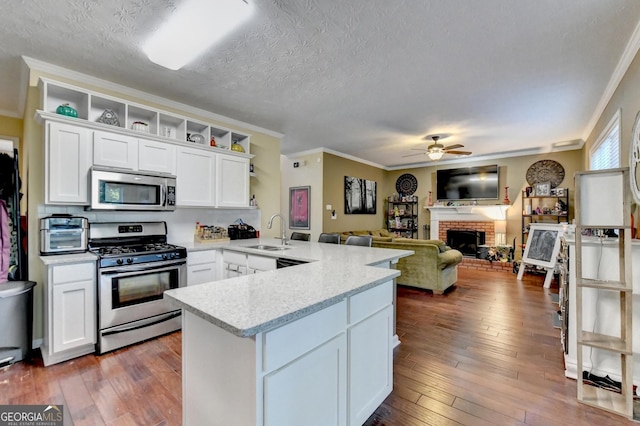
top-left (267, 213), bottom-right (287, 245)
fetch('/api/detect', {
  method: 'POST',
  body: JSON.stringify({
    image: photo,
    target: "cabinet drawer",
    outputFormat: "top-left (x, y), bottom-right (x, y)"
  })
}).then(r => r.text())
top-left (223, 250), bottom-right (246, 266)
top-left (348, 280), bottom-right (392, 325)
top-left (262, 300), bottom-right (347, 372)
top-left (247, 254), bottom-right (276, 271)
top-left (52, 262), bottom-right (95, 285)
top-left (187, 265), bottom-right (216, 286)
top-left (187, 249), bottom-right (217, 266)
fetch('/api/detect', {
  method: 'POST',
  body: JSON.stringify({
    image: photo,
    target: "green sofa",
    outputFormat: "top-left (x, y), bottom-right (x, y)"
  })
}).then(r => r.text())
top-left (340, 230), bottom-right (463, 294)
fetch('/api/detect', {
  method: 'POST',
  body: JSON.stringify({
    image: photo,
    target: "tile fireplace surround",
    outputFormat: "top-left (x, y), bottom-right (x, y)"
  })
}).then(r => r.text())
top-left (427, 205), bottom-right (510, 247)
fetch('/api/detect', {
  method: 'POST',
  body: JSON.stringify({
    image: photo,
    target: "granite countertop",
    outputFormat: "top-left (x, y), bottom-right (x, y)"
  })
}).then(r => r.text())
top-left (165, 239), bottom-right (413, 337)
top-left (40, 252), bottom-right (97, 265)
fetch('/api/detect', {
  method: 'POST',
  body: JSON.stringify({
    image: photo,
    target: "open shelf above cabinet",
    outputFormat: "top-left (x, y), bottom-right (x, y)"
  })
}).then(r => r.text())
top-left (38, 78), bottom-right (252, 155)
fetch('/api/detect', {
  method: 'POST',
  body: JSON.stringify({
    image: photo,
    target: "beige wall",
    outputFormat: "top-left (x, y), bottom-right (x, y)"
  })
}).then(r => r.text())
top-left (322, 153), bottom-right (387, 233)
top-left (320, 150), bottom-right (582, 255)
top-left (0, 115), bottom-right (23, 139)
top-left (245, 131), bottom-right (281, 238)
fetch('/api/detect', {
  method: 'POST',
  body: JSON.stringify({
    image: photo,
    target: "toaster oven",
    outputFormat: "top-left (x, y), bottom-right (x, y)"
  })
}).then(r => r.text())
top-left (40, 215), bottom-right (88, 255)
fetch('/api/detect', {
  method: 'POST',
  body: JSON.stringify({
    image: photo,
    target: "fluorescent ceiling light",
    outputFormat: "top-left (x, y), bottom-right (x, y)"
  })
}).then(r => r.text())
top-left (143, 0), bottom-right (253, 70)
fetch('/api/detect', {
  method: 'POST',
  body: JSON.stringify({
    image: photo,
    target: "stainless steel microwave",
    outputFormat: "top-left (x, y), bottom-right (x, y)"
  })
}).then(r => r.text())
top-left (89, 167), bottom-right (176, 211)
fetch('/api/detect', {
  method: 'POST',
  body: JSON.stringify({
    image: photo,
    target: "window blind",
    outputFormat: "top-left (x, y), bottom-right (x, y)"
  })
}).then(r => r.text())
top-left (590, 114), bottom-right (620, 170)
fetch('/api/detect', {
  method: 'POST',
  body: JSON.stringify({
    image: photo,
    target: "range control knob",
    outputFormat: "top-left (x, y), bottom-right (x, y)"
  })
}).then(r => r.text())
top-left (162, 254), bottom-right (168, 260)
top-left (116, 259), bottom-right (124, 265)
top-left (126, 258), bottom-right (133, 264)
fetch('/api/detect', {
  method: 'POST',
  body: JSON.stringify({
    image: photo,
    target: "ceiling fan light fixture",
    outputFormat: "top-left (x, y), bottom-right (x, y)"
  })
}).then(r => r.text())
top-left (427, 150), bottom-right (444, 161)
top-left (143, 0), bottom-right (253, 70)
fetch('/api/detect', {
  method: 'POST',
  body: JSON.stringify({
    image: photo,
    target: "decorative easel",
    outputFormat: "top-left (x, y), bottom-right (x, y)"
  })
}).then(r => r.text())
top-left (517, 223), bottom-right (563, 288)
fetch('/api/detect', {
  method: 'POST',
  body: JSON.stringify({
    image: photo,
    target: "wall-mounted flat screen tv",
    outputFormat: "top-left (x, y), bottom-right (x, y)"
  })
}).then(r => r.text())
top-left (436, 165), bottom-right (499, 201)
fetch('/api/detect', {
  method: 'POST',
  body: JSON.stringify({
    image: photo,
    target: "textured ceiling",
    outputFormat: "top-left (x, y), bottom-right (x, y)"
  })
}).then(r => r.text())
top-left (1, 0), bottom-right (640, 168)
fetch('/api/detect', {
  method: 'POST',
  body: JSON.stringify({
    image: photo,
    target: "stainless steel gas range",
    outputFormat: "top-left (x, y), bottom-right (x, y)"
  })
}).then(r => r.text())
top-left (88, 221), bottom-right (186, 354)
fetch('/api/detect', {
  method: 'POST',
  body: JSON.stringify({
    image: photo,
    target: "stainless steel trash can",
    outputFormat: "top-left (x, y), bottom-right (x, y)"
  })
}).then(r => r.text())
top-left (0, 281), bottom-right (35, 366)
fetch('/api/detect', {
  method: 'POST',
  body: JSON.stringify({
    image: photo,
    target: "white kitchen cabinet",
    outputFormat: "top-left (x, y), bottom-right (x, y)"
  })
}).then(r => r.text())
top-left (347, 281), bottom-right (393, 425)
top-left (181, 281), bottom-right (393, 425)
top-left (216, 154), bottom-right (250, 208)
top-left (223, 250), bottom-right (247, 278)
top-left (46, 121), bottom-right (92, 204)
top-left (138, 138), bottom-right (176, 175)
top-left (41, 259), bottom-right (96, 367)
top-left (93, 130), bottom-right (138, 170)
top-left (187, 249), bottom-right (218, 285)
top-left (223, 250), bottom-right (277, 277)
top-left (176, 146), bottom-right (216, 207)
top-left (247, 254), bottom-right (276, 273)
top-left (264, 334), bottom-right (347, 426)
top-left (348, 305), bottom-right (393, 424)
top-left (183, 299), bottom-right (348, 426)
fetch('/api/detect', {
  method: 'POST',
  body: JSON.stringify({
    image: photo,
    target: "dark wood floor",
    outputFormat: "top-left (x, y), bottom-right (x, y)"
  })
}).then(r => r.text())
top-left (0, 268), bottom-right (636, 425)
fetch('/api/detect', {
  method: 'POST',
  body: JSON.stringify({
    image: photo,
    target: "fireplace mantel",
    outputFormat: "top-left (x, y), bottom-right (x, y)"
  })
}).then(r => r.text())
top-left (427, 205), bottom-right (510, 241)
top-left (427, 205), bottom-right (509, 220)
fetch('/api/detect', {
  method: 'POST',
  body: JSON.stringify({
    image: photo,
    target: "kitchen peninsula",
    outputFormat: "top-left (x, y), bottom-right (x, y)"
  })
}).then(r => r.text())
top-left (165, 240), bottom-right (413, 426)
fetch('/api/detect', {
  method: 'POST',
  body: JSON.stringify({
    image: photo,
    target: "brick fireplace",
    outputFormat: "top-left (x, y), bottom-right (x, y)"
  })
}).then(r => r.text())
top-left (427, 205), bottom-right (512, 272)
top-left (439, 220), bottom-right (495, 246)
top-left (428, 205), bottom-right (509, 241)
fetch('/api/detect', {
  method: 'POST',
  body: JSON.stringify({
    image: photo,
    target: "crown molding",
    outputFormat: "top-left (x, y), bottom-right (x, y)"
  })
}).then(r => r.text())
top-left (21, 56), bottom-right (284, 139)
top-left (582, 18), bottom-right (640, 142)
top-left (287, 142), bottom-right (584, 172)
top-left (386, 143), bottom-right (585, 170)
top-left (285, 147), bottom-right (387, 170)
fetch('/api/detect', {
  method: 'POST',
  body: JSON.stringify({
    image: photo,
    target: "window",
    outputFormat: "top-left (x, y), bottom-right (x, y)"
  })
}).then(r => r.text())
top-left (590, 110), bottom-right (620, 170)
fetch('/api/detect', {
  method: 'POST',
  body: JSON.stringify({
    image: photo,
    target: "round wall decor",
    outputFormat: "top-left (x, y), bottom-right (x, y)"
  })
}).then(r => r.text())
top-left (396, 173), bottom-right (418, 195)
top-left (526, 160), bottom-right (565, 188)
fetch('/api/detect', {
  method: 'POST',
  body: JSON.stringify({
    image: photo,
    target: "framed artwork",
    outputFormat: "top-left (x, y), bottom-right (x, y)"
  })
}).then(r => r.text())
top-left (534, 181), bottom-right (551, 196)
top-left (344, 176), bottom-right (377, 214)
top-left (289, 186), bottom-right (310, 229)
top-left (522, 224), bottom-right (562, 268)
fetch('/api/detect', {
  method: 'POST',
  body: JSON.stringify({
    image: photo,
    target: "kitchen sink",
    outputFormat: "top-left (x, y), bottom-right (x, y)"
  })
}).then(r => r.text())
top-left (245, 244), bottom-right (291, 251)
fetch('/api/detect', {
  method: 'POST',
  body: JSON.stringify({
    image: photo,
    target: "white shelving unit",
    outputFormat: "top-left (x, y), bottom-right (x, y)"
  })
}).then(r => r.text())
top-left (39, 78), bottom-right (251, 154)
top-left (574, 168), bottom-right (636, 420)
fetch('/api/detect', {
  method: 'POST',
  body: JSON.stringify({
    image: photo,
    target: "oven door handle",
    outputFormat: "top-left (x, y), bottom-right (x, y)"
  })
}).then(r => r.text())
top-left (101, 311), bottom-right (181, 336)
top-left (100, 261), bottom-right (185, 276)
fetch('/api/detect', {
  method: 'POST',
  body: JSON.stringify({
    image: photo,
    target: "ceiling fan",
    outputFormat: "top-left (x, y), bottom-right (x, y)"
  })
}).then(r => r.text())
top-left (404, 135), bottom-right (472, 161)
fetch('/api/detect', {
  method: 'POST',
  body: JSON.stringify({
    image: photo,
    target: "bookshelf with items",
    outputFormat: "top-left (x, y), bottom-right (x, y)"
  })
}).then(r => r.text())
top-left (521, 187), bottom-right (569, 253)
top-left (386, 196), bottom-right (418, 239)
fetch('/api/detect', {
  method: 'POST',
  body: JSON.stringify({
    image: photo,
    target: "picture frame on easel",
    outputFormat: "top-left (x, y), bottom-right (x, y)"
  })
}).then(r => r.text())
top-left (517, 224), bottom-right (563, 288)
